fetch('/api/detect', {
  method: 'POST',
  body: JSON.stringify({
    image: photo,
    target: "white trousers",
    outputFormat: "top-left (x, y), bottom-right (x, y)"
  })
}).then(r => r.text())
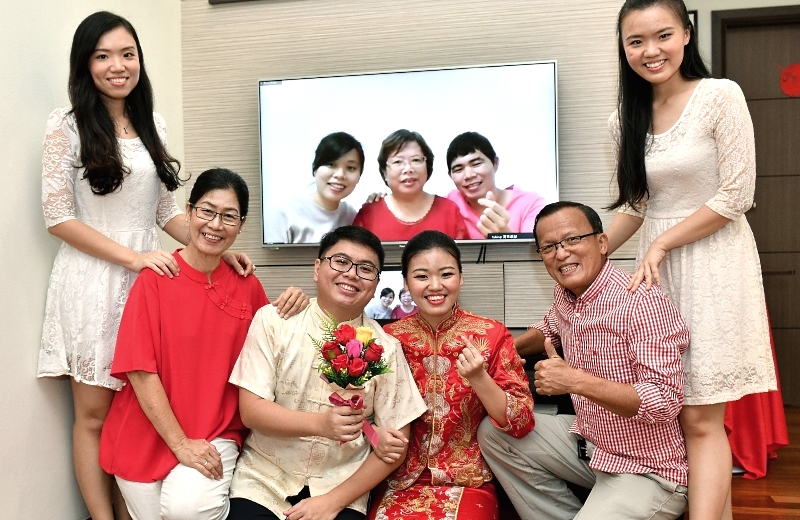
top-left (478, 413), bottom-right (688, 520)
top-left (116, 437), bottom-right (239, 520)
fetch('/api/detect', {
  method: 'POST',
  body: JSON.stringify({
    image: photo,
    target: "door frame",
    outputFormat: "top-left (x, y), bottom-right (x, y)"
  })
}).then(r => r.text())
top-left (712, 5), bottom-right (800, 77)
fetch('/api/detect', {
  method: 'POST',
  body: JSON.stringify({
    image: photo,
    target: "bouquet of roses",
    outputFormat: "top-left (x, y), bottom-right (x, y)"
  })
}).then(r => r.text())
top-left (310, 313), bottom-right (392, 447)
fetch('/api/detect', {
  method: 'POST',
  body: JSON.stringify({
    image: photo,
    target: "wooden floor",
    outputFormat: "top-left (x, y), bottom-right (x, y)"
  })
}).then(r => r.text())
top-left (727, 405), bottom-right (800, 519)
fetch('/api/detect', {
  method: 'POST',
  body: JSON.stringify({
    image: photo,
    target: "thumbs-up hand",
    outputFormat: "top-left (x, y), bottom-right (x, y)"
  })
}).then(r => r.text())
top-left (544, 337), bottom-right (560, 359)
top-left (533, 338), bottom-right (574, 396)
top-left (476, 190), bottom-right (511, 237)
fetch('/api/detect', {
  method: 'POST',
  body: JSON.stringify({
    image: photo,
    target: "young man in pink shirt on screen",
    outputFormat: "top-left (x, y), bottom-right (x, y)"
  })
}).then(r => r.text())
top-left (445, 131), bottom-right (546, 239)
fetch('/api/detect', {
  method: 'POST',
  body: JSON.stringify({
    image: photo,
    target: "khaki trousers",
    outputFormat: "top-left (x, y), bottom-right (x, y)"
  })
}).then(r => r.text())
top-left (478, 413), bottom-right (687, 520)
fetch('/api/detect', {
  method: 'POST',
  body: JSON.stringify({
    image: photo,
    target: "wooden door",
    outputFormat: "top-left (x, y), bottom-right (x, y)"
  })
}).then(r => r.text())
top-left (714, 7), bottom-right (800, 405)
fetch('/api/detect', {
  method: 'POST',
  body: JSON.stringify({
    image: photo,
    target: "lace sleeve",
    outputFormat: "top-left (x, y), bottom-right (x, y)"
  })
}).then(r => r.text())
top-left (41, 108), bottom-right (78, 228)
top-left (608, 110), bottom-right (647, 217)
top-left (152, 113), bottom-right (183, 228)
top-left (153, 112), bottom-right (168, 145)
top-left (705, 80), bottom-right (756, 219)
top-left (156, 184), bottom-right (183, 229)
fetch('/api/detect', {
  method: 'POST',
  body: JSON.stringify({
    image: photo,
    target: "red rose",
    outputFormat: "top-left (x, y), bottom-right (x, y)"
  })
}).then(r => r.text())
top-left (364, 342), bottom-right (384, 363)
top-left (331, 354), bottom-right (350, 373)
top-left (333, 323), bottom-right (357, 344)
top-left (320, 341), bottom-right (340, 361)
top-left (348, 358), bottom-right (367, 377)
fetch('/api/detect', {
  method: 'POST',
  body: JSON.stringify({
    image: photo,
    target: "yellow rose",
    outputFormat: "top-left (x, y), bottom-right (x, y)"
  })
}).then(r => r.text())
top-left (355, 326), bottom-right (373, 345)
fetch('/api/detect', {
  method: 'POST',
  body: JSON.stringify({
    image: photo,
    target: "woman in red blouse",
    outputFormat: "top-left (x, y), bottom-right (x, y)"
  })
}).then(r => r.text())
top-left (353, 130), bottom-right (467, 242)
top-left (99, 169), bottom-right (306, 520)
top-left (368, 230), bottom-right (534, 519)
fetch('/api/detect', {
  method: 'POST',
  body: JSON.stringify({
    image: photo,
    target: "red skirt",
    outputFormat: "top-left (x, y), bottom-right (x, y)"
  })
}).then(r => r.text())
top-left (368, 471), bottom-right (498, 520)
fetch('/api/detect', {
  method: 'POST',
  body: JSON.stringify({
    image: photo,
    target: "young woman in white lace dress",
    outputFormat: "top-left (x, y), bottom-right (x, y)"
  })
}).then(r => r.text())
top-left (604, 1), bottom-right (777, 519)
top-left (36, 12), bottom-right (261, 520)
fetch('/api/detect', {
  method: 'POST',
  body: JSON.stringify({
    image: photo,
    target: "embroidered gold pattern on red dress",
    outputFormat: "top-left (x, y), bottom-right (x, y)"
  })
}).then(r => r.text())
top-left (368, 305), bottom-right (534, 519)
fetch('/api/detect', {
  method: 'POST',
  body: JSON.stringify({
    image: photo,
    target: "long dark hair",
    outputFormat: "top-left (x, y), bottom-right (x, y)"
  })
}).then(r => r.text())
top-left (69, 11), bottom-right (182, 195)
top-left (608, 0), bottom-right (709, 210)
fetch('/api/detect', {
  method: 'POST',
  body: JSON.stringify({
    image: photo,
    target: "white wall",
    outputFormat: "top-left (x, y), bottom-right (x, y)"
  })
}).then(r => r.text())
top-left (687, 0), bottom-right (800, 70)
top-left (0, 2), bottom-right (182, 517)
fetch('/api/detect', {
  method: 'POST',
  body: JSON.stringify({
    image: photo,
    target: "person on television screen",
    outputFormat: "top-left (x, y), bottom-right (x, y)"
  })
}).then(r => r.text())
top-left (445, 132), bottom-right (547, 239)
top-left (264, 132), bottom-right (364, 244)
top-left (365, 287), bottom-right (395, 320)
top-left (353, 130), bottom-right (467, 242)
top-left (390, 288), bottom-right (418, 319)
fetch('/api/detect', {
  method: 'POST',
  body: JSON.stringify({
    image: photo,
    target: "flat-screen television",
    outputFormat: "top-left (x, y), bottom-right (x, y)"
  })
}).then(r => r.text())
top-left (259, 61), bottom-right (558, 247)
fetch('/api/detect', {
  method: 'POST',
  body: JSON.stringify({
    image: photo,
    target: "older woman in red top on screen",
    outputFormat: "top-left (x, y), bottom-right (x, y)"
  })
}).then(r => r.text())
top-left (390, 288), bottom-right (418, 319)
top-left (99, 169), bottom-right (306, 520)
top-left (353, 130), bottom-right (467, 241)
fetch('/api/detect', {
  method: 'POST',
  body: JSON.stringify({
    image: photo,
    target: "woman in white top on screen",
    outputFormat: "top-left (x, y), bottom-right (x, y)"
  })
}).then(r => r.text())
top-left (366, 287), bottom-right (395, 320)
top-left (265, 132), bottom-right (365, 244)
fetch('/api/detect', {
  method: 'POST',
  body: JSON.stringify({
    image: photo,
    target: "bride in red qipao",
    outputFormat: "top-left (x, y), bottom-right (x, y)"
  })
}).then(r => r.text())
top-left (368, 230), bottom-right (534, 520)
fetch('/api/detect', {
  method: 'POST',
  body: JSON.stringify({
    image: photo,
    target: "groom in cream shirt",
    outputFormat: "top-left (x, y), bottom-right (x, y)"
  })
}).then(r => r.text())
top-left (227, 225), bottom-right (426, 520)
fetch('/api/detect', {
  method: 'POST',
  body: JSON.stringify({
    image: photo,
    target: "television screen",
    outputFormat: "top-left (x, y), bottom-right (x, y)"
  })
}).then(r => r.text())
top-left (259, 61), bottom-right (558, 246)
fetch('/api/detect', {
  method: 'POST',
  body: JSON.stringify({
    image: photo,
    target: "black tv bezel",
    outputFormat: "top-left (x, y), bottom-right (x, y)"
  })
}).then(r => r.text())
top-left (258, 60), bottom-right (559, 249)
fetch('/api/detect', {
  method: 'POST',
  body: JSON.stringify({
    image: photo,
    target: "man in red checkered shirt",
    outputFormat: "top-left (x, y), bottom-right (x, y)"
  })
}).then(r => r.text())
top-left (479, 201), bottom-right (689, 520)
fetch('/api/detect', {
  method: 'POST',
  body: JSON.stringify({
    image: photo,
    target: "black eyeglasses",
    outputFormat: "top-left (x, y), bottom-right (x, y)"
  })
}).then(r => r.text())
top-left (190, 204), bottom-right (244, 227)
top-left (322, 255), bottom-right (380, 281)
top-left (536, 232), bottom-right (599, 257)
